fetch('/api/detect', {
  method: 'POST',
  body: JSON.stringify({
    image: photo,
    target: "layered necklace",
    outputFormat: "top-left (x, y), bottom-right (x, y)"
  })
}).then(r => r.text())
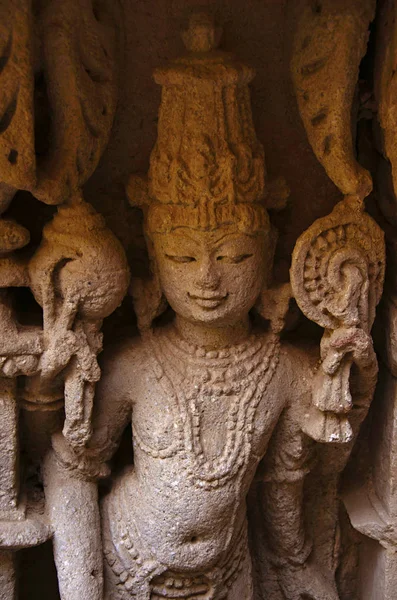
top-left (144, 325), bottom-right (280, 490)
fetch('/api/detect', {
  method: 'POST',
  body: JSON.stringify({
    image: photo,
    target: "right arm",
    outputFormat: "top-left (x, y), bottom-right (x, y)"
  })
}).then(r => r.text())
top-left (43, 341), bottom-right (137, 600)
top-left (52, 341), bottom-right (135, 479)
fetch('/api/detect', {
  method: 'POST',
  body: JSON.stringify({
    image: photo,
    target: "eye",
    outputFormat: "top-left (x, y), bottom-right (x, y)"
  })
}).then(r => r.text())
top-left (216, 254), bottom-right (253, 263)
top-left (165, 254), bottom-right (196, 263)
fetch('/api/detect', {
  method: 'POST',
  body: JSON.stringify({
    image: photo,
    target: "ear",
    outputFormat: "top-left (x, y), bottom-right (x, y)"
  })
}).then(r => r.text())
top-left (255, 283), bottom-right (294, 333)
top-left (130, 261), bottom-right (167, 332)
top-left (263, 223), bottom-right (278, 288)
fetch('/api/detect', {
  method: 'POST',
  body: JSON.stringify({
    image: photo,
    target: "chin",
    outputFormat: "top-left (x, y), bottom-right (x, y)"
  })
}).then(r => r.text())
top-left (167, 296), bottom-right (253, 327)
top-left (187, 307), bottom-right (249, 327)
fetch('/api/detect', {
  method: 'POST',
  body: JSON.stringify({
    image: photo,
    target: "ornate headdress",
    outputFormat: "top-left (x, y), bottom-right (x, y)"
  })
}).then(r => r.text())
top-left (127, 13), bottom-right (270, 235)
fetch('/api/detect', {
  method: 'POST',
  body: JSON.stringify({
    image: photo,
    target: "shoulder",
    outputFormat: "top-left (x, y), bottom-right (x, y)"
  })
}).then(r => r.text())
top-left (99, 335), bottom-right (147, 371)
top-left (274, 337), bottom-right (320, 398)
top-left (97, 335), bottom-right (149, 395)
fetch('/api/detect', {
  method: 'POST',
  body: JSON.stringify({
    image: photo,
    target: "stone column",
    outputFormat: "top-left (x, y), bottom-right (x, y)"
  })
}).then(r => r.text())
top-left (342, 2), bottom-right (397, 596)
top-left (0, 552), bottom-right (16, 600)
top-left (0, 380), bottom-right (19, 518)
top-left (344, 358), bottom-right (397, 599)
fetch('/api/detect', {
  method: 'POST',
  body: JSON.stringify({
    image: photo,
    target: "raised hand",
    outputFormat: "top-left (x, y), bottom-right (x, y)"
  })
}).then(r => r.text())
top-left (321, 326), bottom-right (376, 375)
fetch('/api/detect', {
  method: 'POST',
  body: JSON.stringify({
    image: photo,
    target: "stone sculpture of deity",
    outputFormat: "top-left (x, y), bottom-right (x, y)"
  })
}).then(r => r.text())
top-left (44, 14), bottom-right (385, 600)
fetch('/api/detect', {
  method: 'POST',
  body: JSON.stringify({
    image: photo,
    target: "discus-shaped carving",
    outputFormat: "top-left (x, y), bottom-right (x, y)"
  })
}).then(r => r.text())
top-left (291, 198), bottom-right (385, 444)
top-left (291, 199), bottom-right (385, 333)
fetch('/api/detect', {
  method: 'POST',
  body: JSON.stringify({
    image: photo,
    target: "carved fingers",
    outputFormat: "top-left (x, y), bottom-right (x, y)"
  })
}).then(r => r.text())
top-left (39, 329), bottom-right (79, 380)
top-left (303, 326), bottom-right (378, 444)
top-left (321, 326), bottom-right (376, 372)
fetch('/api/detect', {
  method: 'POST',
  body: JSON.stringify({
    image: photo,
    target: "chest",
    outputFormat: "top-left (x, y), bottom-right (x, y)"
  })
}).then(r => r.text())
top-left (137, 376), bottom-right (285, 449)
top-left (132, 332), bottom-right (285, 480)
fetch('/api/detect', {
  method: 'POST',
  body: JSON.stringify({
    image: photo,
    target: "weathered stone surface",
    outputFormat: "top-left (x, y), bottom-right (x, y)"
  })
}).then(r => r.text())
top-left (0, 2), bottom-right (394, 599)
top-left (0, 0), bottom-right (129, 594)
top-left (0, 0), bottom-right (35, 203)
top-left (42, 13), bottom-right (383, 600)
top-left (0, 552), bottom-right (16, 600)
top-left (291, 0), bottom-right (375, 198)
top-left (0, 380), bottom-right (19, 517)
top-left (336, 2), bottom-right (397, 599)
top-left (0, 0), bottom-right (119, 207)
top-left (375, 0), bottom-right (397, 213)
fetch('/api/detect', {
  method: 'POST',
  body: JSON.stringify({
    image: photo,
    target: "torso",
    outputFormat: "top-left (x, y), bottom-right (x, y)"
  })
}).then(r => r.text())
top-left (104, 325), bottom-right (309, 569)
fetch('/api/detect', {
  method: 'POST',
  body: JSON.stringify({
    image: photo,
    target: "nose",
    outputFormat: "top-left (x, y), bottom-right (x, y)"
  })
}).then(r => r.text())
top-left (194, 256), bottom-right (220, 290)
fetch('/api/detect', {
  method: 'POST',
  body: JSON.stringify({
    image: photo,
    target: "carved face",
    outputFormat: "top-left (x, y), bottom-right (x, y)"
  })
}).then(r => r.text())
top-left (152, 227), bottom-right (267, 326)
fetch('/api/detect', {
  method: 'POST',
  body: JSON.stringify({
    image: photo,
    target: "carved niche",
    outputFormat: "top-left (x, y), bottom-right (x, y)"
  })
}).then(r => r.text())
top-left (0, 3), bottom-right (391, 600)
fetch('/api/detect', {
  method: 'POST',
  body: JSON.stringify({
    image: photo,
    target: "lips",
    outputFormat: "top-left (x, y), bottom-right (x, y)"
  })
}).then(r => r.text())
top-left (188, 293), bottom-right (228, 309)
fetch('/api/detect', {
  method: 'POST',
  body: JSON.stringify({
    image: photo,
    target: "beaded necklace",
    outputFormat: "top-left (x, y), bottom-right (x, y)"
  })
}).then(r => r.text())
top-left (144, 326), bottom-right (280, 490)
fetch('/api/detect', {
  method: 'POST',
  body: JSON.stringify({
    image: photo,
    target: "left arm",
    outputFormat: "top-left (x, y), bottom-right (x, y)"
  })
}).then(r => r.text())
top-left (257, 347), bottom-right (341, 600)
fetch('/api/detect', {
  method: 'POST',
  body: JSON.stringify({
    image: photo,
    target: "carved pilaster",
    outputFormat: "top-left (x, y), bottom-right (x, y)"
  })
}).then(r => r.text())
top-left (343, 2), bottom-right (397, 597)
top-left (0, 0), bottom-right (129, 593)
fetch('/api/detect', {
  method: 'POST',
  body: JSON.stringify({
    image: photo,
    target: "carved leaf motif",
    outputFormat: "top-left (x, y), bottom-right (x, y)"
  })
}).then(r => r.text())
top-left (35, 0), bottom-right (119, 204)
top-left (291, 0), bottom-right (375, 197)
top-left (0, 0), bottom-right (35, 201)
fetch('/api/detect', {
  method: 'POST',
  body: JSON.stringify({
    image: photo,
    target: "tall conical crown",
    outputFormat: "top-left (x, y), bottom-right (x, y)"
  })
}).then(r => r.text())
top-left (132, 13), bottom-right (269, 234)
